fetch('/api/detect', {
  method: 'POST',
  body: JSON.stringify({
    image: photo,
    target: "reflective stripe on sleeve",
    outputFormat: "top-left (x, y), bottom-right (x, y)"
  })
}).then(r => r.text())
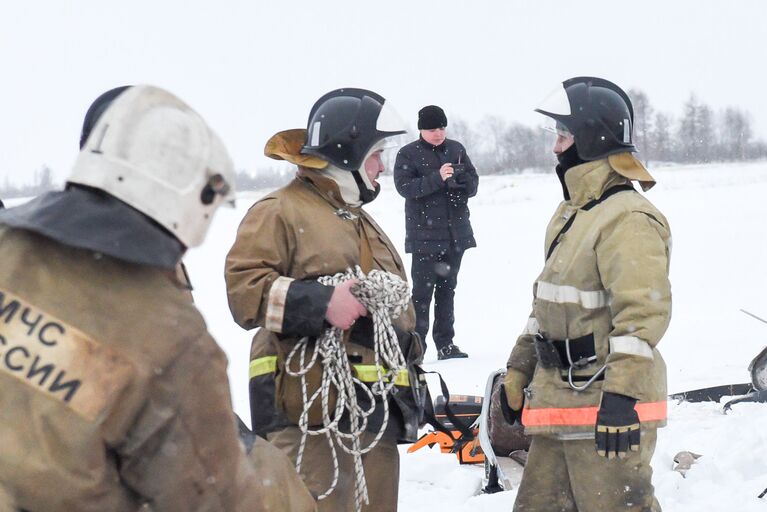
top-left (249, 356), bottom-right (277, 379)
top-left (353, 364), bottom-right (410, 387)
top-left (536, 281), bottom-right (609, 309)
top-left (610, 336), bottom-right (654, 359)
top-left (265, 276), bottom-right (294, 333)
top-left (521, 400), bottom-right (667, 427)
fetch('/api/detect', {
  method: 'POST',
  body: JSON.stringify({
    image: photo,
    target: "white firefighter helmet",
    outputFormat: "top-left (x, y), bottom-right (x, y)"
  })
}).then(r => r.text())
top-left (68, 85), bottom-right (235, 248)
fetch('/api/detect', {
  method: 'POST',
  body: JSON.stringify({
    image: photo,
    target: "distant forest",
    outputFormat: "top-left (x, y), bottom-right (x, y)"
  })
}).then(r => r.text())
top-left (3, 89), bottom-right (766, 198)
top-left (1, 166), bottom-right (54, 200)
top-left (451, 89), bottom-right (767, 174)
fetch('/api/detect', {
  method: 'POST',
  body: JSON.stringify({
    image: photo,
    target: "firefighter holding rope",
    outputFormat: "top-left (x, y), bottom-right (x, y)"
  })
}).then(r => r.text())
top-left (226, 88), bottom-right (425, 512)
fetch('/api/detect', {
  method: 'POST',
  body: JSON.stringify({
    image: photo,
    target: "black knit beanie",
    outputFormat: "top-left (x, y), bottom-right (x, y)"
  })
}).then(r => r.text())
top-left (417, 105), bottom-right (448, 130)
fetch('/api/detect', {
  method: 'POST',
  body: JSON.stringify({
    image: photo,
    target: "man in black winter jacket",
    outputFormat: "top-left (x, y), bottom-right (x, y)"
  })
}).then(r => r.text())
top-left (393, 105), bottom-right (479, 360)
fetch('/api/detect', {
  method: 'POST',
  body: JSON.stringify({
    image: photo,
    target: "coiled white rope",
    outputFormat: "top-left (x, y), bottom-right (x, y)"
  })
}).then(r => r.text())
top-left (284, 266), bottom-right (410, 512)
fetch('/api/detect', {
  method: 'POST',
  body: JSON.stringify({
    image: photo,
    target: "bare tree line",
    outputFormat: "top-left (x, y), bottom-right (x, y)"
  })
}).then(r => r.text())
top-left (1, 166), bottom-right (54, 200)
top-left (459, 89), bottom-right (767, 175)
top-left (630, 90), bottom-right (765, 166)
top-left (233, 165), bottom-right (295, 192)
top-left (3, 89), bottom-right (767, 198)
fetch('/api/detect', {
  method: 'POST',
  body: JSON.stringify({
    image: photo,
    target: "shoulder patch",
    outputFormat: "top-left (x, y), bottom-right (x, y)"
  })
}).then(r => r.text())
top-left (0, 288), bottom-right (134, 422)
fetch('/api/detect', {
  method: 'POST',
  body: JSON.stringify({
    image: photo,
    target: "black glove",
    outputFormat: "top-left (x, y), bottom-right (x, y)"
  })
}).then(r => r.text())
top-left (595, 392), bottom-right (640, 459)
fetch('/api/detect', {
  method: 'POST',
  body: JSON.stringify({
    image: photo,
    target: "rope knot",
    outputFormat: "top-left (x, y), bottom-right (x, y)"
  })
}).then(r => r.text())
top-left (351, 268), bottom-right (410, 320)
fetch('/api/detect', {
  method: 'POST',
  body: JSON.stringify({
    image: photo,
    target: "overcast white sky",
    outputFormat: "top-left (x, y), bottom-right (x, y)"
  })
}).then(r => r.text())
top-left (2, 0), bottom-right (765, 184)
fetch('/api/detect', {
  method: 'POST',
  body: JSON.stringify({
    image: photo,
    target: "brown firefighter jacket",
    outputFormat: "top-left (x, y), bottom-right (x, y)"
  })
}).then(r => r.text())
top-left (225, 168), bottom-right (422, 441)
top-left (0, 226), bottom-right (314, 512)
top-left (507, 157), bottom-right (671, 437)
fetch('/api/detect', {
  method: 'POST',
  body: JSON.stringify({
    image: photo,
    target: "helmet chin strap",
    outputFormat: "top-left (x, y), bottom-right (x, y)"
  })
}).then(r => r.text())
top-left (352, 170), bottom-right (380, 204)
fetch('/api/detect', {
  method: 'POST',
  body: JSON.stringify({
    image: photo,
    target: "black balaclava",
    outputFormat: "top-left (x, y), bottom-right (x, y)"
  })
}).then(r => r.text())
top-left (79, 86), bottom-right (132, 149)
top-left (555, 143), bottom-right (588, 200)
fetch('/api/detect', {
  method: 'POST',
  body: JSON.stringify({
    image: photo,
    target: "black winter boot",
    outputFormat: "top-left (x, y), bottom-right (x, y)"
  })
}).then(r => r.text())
top-left (437, 344), bottom-right (469, 360)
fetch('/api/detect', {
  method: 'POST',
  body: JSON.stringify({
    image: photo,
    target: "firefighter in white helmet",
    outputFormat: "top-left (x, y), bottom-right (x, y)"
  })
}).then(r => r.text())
top-left (0, 85), bottom-right (315, 512)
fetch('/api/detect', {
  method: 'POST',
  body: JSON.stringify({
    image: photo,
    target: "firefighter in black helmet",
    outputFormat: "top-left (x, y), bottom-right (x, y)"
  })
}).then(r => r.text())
top-left (226, 88), bottom-right (424, 512)
top-left (504, 77), bottom-right (671, 511)
top-left (301, 87), bottom-right (408, 204)
top-left (536, 76), bottom-right (637, 159)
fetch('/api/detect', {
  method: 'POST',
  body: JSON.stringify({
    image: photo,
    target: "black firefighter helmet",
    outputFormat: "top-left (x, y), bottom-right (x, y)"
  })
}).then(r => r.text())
top-left (536, 77), bottom-right (636, 161)
top-left (301, 88), bottom-right (406, 171)
top-left (301, 87), bottom-right (407, 203)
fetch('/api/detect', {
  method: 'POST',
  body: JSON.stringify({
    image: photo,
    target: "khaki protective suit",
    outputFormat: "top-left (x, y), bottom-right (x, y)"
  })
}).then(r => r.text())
top-left (507, 156), bottom-right (671, 511)
top-left (0, 484), bottom-right (14, 512)
top-left (0, 226), bottom-right (315, 512)
top-left (247, 436), bottom-right (319, 512)
top-left (225, 161), bottom-right (420, 512)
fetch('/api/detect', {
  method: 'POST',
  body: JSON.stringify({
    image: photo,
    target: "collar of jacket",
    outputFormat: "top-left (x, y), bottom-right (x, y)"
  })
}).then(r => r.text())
top-left (0, 186), bottom-right (184, 269)
top-left (563, 159), bottom-right (631, 208)
top-left (418, 136), bottom-right (446, 151)
top-left (296, 167), bottom-right (361, 212)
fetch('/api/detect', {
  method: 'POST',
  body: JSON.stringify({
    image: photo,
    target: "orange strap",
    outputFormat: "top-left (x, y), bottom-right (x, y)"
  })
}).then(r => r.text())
top-left (521, 400), bottom-right (667, 427)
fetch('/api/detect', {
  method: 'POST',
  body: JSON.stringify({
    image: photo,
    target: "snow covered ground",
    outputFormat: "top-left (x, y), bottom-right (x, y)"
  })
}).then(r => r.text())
top-left (184, 161), bottom-right (767, 511)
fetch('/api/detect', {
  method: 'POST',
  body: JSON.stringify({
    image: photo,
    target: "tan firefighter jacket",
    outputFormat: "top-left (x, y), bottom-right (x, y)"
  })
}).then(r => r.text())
top-left (0, 226), bottom-right (315, 512)
top-left (507, 156), bottom-right (671, 437)
top-left (225, 168), bottom-right (422, 441)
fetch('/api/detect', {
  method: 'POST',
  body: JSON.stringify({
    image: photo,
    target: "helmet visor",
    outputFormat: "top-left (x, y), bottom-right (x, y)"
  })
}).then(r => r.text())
top-left (541, 117), bottom-right (573, 138)
top-left (375, 100), bottom-right (410, 152)
top-left (535, 84), bottom-right (571, 116)
top-left (376, 101), bottom-right (408, 135)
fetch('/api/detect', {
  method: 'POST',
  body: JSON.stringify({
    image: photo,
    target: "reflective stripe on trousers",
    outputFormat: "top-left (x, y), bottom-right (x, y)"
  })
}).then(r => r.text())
top-left (249, 356), bottom-right (410, 386)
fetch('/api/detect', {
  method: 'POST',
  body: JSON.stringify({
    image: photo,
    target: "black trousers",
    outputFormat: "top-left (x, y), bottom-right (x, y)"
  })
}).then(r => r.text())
top-left (411, 247), bottom-right (464, 351)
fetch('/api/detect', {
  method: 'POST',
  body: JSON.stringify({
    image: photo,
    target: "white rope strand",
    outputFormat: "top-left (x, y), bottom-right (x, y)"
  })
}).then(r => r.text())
top-left (284, 266), bottom-right (410, 512)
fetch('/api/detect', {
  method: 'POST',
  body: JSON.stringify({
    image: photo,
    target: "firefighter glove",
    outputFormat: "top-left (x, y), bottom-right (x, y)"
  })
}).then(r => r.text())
top-left (503, 368), bottom-right (529, 411)
top-left (595, 392), bottom-right (640, 459)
